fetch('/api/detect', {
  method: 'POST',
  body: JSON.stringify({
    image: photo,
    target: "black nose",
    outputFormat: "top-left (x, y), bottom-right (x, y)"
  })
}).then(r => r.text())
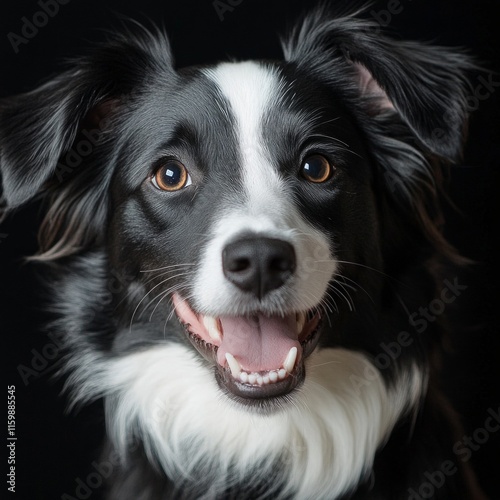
top-left (222, 236), bottom-right (296, 299)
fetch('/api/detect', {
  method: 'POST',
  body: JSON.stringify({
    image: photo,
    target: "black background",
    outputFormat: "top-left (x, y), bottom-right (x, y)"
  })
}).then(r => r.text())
top-left (1, 0), bottom-right (499, 499)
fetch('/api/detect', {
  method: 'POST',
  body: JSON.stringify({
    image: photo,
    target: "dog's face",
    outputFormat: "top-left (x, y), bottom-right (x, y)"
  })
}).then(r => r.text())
top-left (0, 12), bottom-right (470, 413)
top-left (1, 8), bottom-right (474, 496)
top-left (106, 60), bottom-right (380, 404)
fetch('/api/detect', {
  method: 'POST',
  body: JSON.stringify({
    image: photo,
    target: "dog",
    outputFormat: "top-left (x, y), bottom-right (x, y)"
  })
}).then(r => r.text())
top-left (0, 5), bottom-right (485, 499)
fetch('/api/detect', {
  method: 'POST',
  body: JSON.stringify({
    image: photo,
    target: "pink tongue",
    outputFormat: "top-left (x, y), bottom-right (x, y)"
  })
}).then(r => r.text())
top-left (216, 314), bottom-right (301, 372)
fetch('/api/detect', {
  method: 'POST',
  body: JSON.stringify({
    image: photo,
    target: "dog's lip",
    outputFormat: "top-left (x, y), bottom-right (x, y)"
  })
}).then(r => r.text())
top-left (172, 293), bottom-right (322, 400)
top-left (215, 359), bottom-right (306, 408)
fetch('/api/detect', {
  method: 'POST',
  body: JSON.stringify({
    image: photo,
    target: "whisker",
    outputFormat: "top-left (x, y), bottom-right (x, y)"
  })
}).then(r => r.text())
top-left (142, 266), bottom-right (195, 287)
top-left (163, 290), bottom-right (197, 337)
top-left (319, 294), bottom-right (334, 314)
top-left (148, 290), bottom-right (173, 321)
top-left (309, 360), bottom-right (341, 369)
top-left (140, 263), bottom-right (195, 273)
top-left (111, 268), bottom-right (189, 312)
top-left (336, 274), bottom-right (376, 305)
top-left (165, 297), bottom-right (179, 324)
top-left (147, 279), bottom-right (193, 322)
top-left (320, 293), bottom-right (339, 315)
top-left (130, 271), bottom-right (193, 329)
top-left (336, 261), bottom-right (395, 281)
top-left (141, 272), bottom-right (195, 318)
top-left (331, 280), bottom-right (355, 311)
top-left (329, 285), bottom-right (354, 312)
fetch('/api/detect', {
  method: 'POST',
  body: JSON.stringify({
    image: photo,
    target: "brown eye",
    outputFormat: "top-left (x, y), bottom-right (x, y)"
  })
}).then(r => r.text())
top-left (300, 155), bottom-right (334, 183)
top-left (152, 160), bottom-right (191, 192)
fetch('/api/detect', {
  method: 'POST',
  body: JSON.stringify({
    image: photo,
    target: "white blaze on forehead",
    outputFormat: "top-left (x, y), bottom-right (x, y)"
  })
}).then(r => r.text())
top-left (204, 61), bottom-right (285, 215)
top-left (203, 61), bottom-right (279, 141)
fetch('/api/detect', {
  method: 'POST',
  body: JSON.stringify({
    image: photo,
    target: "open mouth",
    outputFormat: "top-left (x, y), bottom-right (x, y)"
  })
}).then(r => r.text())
top-left (172, 293), bottom-right (322, 405)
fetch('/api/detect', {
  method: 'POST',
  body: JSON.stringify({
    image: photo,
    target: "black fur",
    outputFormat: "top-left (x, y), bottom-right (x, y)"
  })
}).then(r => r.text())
top-left (0, 6), bottom-right (485, 499)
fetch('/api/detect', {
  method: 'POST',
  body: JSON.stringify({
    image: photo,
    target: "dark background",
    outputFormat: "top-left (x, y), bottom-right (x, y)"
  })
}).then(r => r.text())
top-left (1, 0), bottom-right (499, 498)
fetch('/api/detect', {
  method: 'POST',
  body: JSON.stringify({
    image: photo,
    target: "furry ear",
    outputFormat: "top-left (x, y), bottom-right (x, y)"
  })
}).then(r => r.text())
top-left (0, 25), bottom-right (174, 260)
top-left (282, 7), bottom-right (474, 160)
top-left (0, 69), bottom-right (97, 209)
top-left (0, 25), bottom-right (174, 210)
top-left (351, 62), bottom-right (395, 113)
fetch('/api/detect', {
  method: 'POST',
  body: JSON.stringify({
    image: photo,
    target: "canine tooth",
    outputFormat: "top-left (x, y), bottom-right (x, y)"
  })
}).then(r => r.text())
top-left (203, 316), bottom-right (222, 342)
top-left (296, 312), bottom-right (306, 333)
top-left (256, 376), bottom-right (263, 386)
top-left (283, 346), bottom-right (298, 373)
top-left (269, 371), bottom-right (278, 383)
top-left (248, 373), bottom-right (257, 385)
top-left (225, 353), bottom-right (241, 377)
top-left (263, 374), bottom-right (270, 385)
top-left (239, 372), bottom-right (248, 383)
top-left (278, 368), bottom-right (287, 380)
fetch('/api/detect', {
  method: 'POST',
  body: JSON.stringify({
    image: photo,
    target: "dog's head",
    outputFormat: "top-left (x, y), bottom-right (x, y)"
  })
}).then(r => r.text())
top-left (0, 8), bottom-right (471, 410)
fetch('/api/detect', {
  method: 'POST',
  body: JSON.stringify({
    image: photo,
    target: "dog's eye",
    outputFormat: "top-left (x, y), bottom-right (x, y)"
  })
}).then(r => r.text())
top-left (300, 155), bottom-right (333, 183)
top-left (152, 160), bottom-right (192, 192)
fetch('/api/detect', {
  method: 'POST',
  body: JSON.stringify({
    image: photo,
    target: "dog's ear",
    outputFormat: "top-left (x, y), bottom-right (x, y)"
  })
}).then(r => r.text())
top-left (0, 26), bottom-right (174, 259)
top-left (1, 69), bottom-right (103, 209)
top-left (282, 8), bottom-right (473, 161)
top-left (0, 26), bottom-right (174, 210)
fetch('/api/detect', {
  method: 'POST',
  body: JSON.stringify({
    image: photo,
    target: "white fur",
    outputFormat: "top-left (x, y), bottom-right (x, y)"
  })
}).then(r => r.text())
top-left (195, 62), bottom-right (337, 316)
top-left (71, 343), bottom-right (424, 499)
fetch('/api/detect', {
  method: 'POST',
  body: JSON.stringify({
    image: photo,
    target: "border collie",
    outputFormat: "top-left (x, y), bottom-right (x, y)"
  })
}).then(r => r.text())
top-left (0, 6), bottom-right (485, 499)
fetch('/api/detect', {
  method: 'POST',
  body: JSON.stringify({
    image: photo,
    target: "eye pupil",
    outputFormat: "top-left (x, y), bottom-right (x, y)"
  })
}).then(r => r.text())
top-left (153, 161), bottom-right (189, 191)
top-left (164, 166), bottom-right (180, 185)
top-left (301, 155), bottom-right (333, 183)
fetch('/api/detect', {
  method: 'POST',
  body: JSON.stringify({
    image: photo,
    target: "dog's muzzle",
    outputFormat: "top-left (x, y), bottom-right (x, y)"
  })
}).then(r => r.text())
top-left (172, 236), bottom-right (323, 408)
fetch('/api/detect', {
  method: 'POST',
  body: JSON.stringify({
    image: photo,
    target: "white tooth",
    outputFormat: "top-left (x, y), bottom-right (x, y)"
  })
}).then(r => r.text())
top-left (256, 376), bottom-right (263, 386)
top-left (203, 316), bottom-right (222, 342)
top-left (296, 312), bottom-right (306, 333)
top-left (278, 368), bottom-right (287, 380)
top-left (283, 346), bottom-right (298, 373)
top-left (239, 372), bottom-right (248, 383)
top-left (269, 371), bottom-right (278, 383)
top-left (263, 374), bottom-right (270, 385)
top-left (225, 353), bottom-right (241, 378)
top-left (248, 373), bottom-right (257, 385)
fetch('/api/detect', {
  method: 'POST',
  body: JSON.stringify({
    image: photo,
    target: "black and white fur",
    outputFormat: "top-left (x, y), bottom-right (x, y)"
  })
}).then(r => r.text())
top-left (0, 6), bottom-right (484, 499)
